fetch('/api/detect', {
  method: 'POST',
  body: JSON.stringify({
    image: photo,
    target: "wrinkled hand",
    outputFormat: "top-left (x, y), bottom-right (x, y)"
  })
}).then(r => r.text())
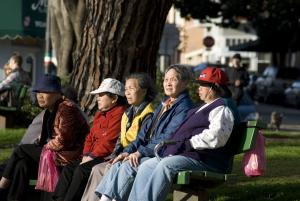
top-left (124, 151), bottom-right (141, 167)
top-left (111, 152), bottom-right (129, 164)
top-left (80, 156), bottom-right (93, 164)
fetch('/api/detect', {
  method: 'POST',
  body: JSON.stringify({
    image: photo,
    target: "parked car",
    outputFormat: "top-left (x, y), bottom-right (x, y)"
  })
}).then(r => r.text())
top-left (254, 67), bottom-right (300, 104)
top-left (254, 76), bottom-right (286, 104)
top-left (284, 80), bottom-right (300, 108)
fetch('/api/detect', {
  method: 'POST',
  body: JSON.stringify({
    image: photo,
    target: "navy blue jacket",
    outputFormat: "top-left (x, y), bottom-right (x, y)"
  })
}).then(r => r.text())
top-left (123, 91), bottom-right (193, 157)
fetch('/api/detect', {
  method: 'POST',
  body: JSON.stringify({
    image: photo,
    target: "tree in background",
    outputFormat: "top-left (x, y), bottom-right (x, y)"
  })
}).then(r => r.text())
top-left (174, 0), bottom-right (300, 67)
top-left (49, 0), bottom-right (172, 117)
top-left (49, 0), bottom-right (300, 116)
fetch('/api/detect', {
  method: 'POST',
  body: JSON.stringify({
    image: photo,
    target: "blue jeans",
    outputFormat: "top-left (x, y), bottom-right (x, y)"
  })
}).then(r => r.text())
top-left (127, 155), bottom-right (216, 201)
top-left (95, 157), bottom-right (150, 201)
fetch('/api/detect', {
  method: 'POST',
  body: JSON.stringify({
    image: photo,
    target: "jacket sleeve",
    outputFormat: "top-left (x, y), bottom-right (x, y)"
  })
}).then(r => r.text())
top-left (122, 111), bottom-right (155, 154)
top-left (90, 111), bottom-right (123, 158)
top-left (137, 106), bottom-right (190, 157)
top-left (83, 132), bottom-right (93, 155)
top-left (110, 113), bottom-right (152, 157)
top-left (47, 104), bottom-right (87, 151)
top-left (189, 106), bottom-right (235, 150)
top-left (83, 112), bottom-right (101, 155)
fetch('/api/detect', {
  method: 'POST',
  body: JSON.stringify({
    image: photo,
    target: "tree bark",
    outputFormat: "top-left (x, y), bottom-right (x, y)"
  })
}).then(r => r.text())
top-left (70, 0), bottom-right (172, 117)
top-left (49, 0), bottom-right (86, 76)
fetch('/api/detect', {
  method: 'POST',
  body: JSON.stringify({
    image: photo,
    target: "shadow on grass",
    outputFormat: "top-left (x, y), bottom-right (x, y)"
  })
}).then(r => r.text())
top-left (209, 182), bottom-right (300, 201)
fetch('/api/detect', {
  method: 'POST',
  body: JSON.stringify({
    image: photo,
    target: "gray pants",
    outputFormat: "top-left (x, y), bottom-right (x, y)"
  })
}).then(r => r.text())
top-left (80, 162), bottom-right (111, 201)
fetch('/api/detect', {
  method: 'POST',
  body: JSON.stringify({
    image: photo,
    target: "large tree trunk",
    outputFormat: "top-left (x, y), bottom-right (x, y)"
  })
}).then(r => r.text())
top-left (70, 0), bottom-right (172, 117)
top-left (49, 0), bottom-right (86, 76)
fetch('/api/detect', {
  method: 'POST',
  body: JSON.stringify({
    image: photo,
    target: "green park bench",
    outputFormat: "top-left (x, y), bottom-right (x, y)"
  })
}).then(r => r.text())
top-left (155, 120), bottom-right (265, 201)
top-left (0, 84), bottom-right (29, 128)
top-left (28, 120), bottom-right (264, 201)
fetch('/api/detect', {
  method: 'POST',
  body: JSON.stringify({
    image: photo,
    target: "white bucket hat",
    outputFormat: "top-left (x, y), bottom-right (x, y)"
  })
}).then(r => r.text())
top-left (90, 78), bottom-right (125, 97)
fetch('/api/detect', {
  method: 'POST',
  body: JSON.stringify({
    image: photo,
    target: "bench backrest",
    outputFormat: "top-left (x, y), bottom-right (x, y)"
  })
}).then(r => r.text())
top-left (0, 85), bottom-right (29, 112)
top-left (9, 84), bottom-right (29, 107)
top-left (235, 120), bottom-right (265, 154)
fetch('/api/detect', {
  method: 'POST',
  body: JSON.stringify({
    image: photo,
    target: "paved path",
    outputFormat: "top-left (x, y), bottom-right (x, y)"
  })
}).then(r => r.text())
top-left (255, 103), bottom-right (300, 131)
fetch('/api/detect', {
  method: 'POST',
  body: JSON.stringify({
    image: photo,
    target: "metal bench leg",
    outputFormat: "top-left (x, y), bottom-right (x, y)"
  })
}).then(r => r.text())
top-left (173, 189), bottom-right (208, 201)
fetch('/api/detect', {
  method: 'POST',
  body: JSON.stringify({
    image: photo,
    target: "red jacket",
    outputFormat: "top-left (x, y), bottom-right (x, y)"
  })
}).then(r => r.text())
top-left (83, 104), bottom-right (126, 158)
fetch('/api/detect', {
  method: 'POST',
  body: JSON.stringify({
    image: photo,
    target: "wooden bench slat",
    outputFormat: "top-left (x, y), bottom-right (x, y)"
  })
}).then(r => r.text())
top-left (177, 171), bottom-right (227, 185)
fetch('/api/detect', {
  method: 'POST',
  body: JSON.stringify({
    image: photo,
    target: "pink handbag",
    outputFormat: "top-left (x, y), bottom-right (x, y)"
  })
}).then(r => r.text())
top-left (35, 147), bottom-right (60, 192)
top-left (242, 131), bottom-right (266, 177)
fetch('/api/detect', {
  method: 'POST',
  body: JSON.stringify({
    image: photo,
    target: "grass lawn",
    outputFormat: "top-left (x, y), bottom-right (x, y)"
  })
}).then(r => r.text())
top-left (207, 130), bottom-right (300, 201)
top-left (0, 128), bottom-right (300, 201)
top-left (0, 128), bottom-right (25, 163)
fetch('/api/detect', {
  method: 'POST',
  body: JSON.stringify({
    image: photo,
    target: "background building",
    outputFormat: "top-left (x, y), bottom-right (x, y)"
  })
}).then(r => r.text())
top-left (0, 0), bottom-right (46, 84)
top-left (159, 6), bottom-right (275, 73)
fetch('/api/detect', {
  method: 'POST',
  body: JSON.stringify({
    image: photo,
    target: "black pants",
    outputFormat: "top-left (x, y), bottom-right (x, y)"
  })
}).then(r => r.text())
top-left (2, 144), bottom-right (42, 201)
top-left (53, 158), bottom-right (103, 201)
top-left (232, 87), bottom-right (244, 105)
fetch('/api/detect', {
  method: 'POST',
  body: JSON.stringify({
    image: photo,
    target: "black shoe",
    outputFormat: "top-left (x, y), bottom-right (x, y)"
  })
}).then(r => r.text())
top-left (0, 188), bottom-right (8, 200)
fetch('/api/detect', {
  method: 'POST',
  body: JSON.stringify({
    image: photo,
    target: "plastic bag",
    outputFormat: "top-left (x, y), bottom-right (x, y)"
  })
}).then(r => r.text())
top-left (35, 147), bottom-right (60, 192)
top-left (242, 131), bottom-right (266, 177)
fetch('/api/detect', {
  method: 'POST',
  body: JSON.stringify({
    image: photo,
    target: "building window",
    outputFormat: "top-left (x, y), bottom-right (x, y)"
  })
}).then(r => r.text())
top-left (226, 39), bottom-right (230, 46)
top-left (232, 39), bottom-right (236, 46)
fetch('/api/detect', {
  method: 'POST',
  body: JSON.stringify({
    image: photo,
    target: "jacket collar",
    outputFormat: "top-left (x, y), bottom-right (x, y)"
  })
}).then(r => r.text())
top-left (161, 90), bottom-right (189, 108)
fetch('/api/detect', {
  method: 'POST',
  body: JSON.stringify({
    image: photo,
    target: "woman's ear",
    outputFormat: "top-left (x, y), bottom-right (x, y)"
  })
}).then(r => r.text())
top-left (112, 95), bottom-right (118, 104)
top-left (141, 89), bottom-right (147, 97)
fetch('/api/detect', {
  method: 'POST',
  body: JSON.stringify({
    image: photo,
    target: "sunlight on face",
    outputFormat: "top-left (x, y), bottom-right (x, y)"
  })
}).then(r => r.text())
top-left (163, 69), bottom-right (187, 98)
top-left (125, 78), bottom-right (146, 106)
top-left (96, 93), bottom-right (117, 111)
top-left (198, 85), bottom-right (216, 103)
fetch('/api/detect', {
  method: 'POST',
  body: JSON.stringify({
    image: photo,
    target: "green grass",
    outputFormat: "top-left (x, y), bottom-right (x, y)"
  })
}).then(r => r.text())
top-left (1, 128), bottom-right (300, 200)
top-left (0, 148), bottom-right (13, 163)
top-left (263, 129), bottom-right (300, 139)
top-left (207, 134), bottom-right (300, 201)
top-left (0, 128), bottom-right (26, 146)
top-left (0, 128), bottom-right (25, 163)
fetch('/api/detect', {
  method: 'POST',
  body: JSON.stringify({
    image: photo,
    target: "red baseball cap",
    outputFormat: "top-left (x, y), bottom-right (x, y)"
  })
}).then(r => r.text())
top-left (197, 67), bottom-right (228, 85)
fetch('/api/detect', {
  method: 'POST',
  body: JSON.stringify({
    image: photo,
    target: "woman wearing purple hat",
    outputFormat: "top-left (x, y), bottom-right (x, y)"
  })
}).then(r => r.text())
top-left (0, 74), bottom-right (90, 201)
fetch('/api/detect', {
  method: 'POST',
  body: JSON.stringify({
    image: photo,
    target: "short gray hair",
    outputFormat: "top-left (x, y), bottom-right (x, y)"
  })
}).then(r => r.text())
top-left (125, 73), bottom-right (157, 102)
top-left (165, 64), bottom-right (192, 82)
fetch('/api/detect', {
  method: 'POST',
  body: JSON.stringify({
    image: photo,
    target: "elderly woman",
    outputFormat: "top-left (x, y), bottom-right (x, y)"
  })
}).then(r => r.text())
top-left (81, 73), bottom-right (157, 201)
top-left (127, 67), bottom-right (241, 201)
top-left (96, 65), bottom-right (194, 201)
top-left (0, 75), bottom-right (90, 201)
top-left (52, 78), bottom-right (127, 201)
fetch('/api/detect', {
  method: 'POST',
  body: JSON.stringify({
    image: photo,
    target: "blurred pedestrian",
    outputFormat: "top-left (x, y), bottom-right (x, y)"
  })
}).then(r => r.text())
top-left (0, 53), bottom-right (31, 105)
top-left (226, 53), bottom-right (249, 105)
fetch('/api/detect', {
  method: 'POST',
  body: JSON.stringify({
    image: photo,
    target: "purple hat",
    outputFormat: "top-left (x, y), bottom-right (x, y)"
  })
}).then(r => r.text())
top-left (32, 74), bottom-right (62, 93)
